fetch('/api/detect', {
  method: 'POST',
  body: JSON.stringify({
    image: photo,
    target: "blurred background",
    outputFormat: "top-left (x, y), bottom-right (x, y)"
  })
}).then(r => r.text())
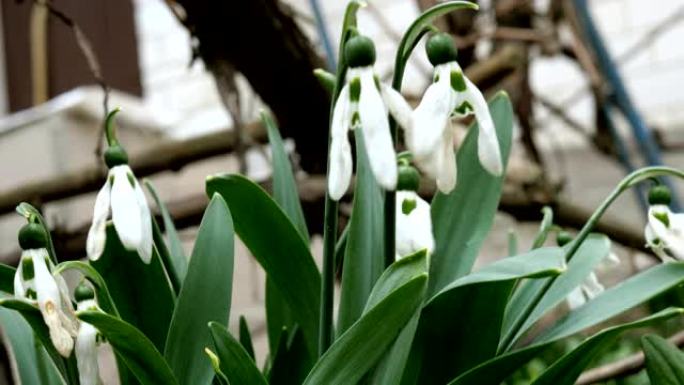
top-left (0, 0), bottom-right (683, 383)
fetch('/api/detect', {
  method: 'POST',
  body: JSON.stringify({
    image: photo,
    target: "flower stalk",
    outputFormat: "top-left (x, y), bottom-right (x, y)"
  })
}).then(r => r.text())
top-left (498, 166), bottom-right (684, 353)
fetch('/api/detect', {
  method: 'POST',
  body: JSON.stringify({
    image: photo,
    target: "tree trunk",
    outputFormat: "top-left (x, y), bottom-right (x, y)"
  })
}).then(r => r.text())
top-left (175, 0), bottom-right (331, 173)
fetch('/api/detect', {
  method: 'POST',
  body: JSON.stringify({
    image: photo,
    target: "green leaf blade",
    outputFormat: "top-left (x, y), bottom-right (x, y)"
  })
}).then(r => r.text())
top-left (642, 334), bottom-right (684, 385)
top-left (209, 322), bottom-right (268, 385)
top-left (164, 195), bottom-right (235, 385)
top-left (206, 174), bottom-right (320, 356)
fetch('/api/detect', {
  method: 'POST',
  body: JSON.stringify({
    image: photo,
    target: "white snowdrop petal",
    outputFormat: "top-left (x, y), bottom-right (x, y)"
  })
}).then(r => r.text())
top-left (331, 83), bottom-right (352, 138)
top-left (380, 84), bottom-right (413, 132)
top-left (328, 135), bottom-right (353, 200)
top-left (86, 179), bottom-right (112, 261)
top-left (33, 251), bottom-right (73, 357)
top-left (582, 272), bottom-right (605, 299)
top-left (435, 122), bottom-right (457, 194)
top-left (111, 166), bottom-right (143, 252)
top-left (566, 287), bottom-right (586, 310)
top-left (645, 224), bottom-right (671, 262)
top-left (76, 322), bottom-right (101, 385)
top-left (14, 253), bottom-right (26, 298)
top-left (358, 68), bottom-right (397, 190)
top-left (395, 191), bottom-right (435, 258)
top-left (133, 181), bottom-right (153, 264)
top-left (411, 65), bottom-right (455, 158)
top-left (463, 77), bottom-right (503, 176)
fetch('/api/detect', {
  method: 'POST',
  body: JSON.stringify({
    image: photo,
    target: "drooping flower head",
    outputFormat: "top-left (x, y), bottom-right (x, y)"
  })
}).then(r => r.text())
top-left (86, 109), bottom-right (153, 263)
top-left (328, 34), bottom-right (398, 200)
top-left (409, 32), bottom-right (503, 194)
top-left (644, 185), bottom-right (684, 261)
top-left (74, 282), bottom-right (102, 385)
top-left (395, 158), bottom-right (435, 259)
top-left (14, 221), bottom-right (77, 357)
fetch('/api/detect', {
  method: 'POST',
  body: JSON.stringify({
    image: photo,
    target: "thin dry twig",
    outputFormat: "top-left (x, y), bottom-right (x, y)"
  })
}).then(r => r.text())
top-left (33, 0), bottom-right (110, 158)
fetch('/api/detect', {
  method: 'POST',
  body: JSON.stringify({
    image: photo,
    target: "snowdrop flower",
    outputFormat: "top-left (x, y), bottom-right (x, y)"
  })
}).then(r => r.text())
top-left (14, 223), bottom-right (76, 357)
top-left (409, 33), bottom-right (503, 194)
top-left (557, 231), bottom-right (621, 310)
top-left (86, 109), bottom-right (152, 263)
top-left (328, 34), bottom-right (398, 200)
top-left (644, 185), bottom-right (684, 261)
top-left (395, 162), bottom-right (435, 258)
top-left (74, 283), bottom-right (102, 385)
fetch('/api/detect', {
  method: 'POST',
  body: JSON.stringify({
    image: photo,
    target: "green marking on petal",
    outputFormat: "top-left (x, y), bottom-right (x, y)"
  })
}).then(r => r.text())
top-left (127, 172), bottom-right (137, 188)
top-left (450, 69), bottom-right (466, 91)
top-left (653, 211), bottom-right (671, 228)
top-left (455, 101), bottom-right (473, 115)
top-left (350, 77), bottom-right (361, 102)
top-left (402, 198), bottom-right (417, 215)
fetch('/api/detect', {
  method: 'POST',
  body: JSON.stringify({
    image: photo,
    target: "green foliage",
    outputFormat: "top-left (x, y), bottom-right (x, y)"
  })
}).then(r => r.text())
top-left (2, 2), bottom-right (684, 385)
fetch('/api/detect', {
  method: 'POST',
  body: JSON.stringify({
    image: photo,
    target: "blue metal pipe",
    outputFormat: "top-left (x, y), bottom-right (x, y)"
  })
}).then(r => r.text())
top-left (308, 0), bottom-right (337, 70)
top-left (572, 0), bottom-right (681, 210)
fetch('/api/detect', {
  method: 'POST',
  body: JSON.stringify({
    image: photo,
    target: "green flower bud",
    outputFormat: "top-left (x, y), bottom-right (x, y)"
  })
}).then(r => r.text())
top-left (648, 185), bottom-right (671, 206)
top-left (345, 35), bottom-right (376, 68)
top-left (104, 145), bottom-right (129, 168)
top-left (426, 33), bottom-right (458, 66)
top-left (397, 164), bottom-right (421, 192)
top-left (556, 230), bottom-right (573, 247)
top-left (18, 223), bottom-right (48, 250)
top-left (74, 282), bottom-right (96, 302)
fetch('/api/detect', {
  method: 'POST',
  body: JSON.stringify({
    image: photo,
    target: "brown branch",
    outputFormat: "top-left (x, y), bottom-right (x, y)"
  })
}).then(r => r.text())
top-left (576, 330), bottom-right (684, 384)
top-left (0, 123), bottom-right (266, 216)
top-left (33, 0), bottom-right (110, 158)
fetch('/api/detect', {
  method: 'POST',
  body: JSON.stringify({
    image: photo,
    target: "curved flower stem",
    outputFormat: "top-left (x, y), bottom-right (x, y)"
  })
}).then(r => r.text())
top-left (498, 166), bottom-right (684, 354)
top-left (104, 108), bottom-right (121, 147)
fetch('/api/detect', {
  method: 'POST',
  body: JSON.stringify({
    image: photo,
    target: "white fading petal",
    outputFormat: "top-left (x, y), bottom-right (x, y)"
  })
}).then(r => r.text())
top-left (463, 77), bottom-right (503, 176)
top-left (33, 250), bottom-right (73, 357)
top-left (76, 322), bottom-right (101, 385)
top-left (380, 84), bottom-right (413, 132)
top-left (566, 287), bottom-right (586, 310)
top-left (133, 181), bottom-right (153, 264)
top-left (411, 65), bottom-right (455, 157)
top-left (358, 68), bottom-right (397, 190)
top-left (111, 166), bottom-right (143, 252)
top-left (328, 135), bottom-right (353, 200)
top-left (395, 191), bottom-right (435, 258)
top-left (435, 121), bottom-right (457, 194)
top-left (86, 178), bottom-right (112, 261)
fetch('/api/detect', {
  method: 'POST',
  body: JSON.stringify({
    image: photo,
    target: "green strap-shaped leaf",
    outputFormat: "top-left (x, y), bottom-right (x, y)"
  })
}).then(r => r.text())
top-left (0, 305), bottom-right (62, 385)
top-left (239, 315), bottom-right (256, 361)
top-left (0, 298), bottom-right (79, 383)
top-left (264, 109), bottom-right (310, 355)
top-left (206, 175), bottom-right (320, 356)
top-left (0, 263), bottom-right (15, 293)
top-left (501, 234), bottom-right (611, 347)
top-left (365, 250), bottom-right (428, 313)
top-left (416, 248), bottom-right (565, 384)
top-left (530, 309), bottom-right (684, 385)
top-left (303, 275), bottom-right (427, 385)
top-left (145, 180), bottom-right (188, 287)
top-left (449, 262), bottom-right (684, 384)
top-left (428, 92), bottom-right (514, 296)
top-left (208, 322), bottom-right (269, 385)
top-left (642, 334), bottom-right (684, 384)
top-left (164, 195), bottom-right (234, 385)
top-left (370, 309), bottom-right (421, 385)
top-left (92, 224), bottom-right (176, 352)
top-left (78, 310), bottom-right (179, 385)
top-left (263, 110), bottom-right (309, 242)
top-left (338, 132), bottom-right (385, 335)
top-left (268, 326), bottom-right (311, 385)
top-left (54, 261), bottom-right (120, 317)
